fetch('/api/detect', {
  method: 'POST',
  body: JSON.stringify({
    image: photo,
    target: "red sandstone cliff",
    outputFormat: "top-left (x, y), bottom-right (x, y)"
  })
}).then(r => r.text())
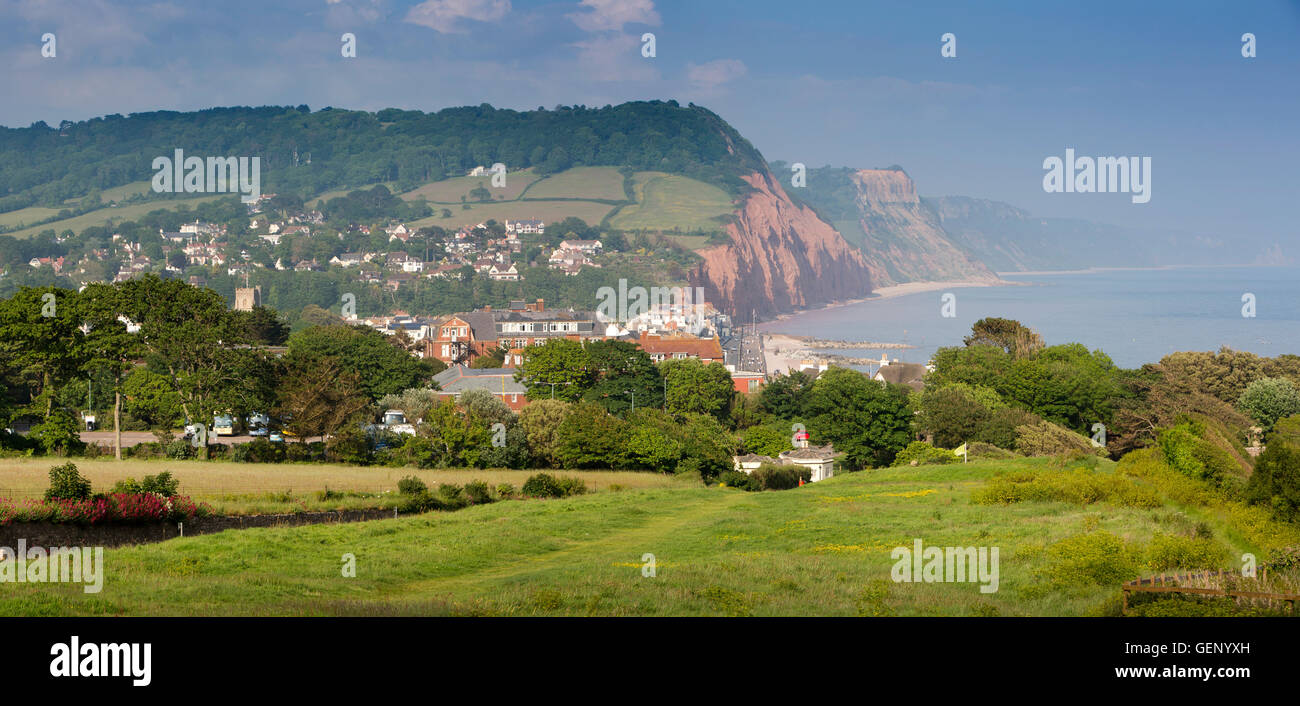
top-left (690, 170), bottom-right (874, 320)
top-left (847, 169), bottom-right (996, 287)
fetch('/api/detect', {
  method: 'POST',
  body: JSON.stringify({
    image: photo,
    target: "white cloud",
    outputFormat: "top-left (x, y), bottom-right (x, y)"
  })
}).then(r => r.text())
top-left (686, 59), bottom-right (746, 90)
top-left (568, 0), bottom-right (659, 32)
top-left (404, 0), bottom-right (511, 34)
top-left (568, 33), bottom-right (659, 82)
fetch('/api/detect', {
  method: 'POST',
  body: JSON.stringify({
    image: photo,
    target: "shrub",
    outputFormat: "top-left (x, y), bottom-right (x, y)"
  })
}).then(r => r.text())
top-left (522, 473), bottom-right (586, 498)
top-left (522, 472), bottom-right (564, 498)
top-left (231, 439), bottom-right (285, 464)
top-left (1036, 531), bottom-right (1141, 587)
top-left (1157, 421), bottom-right (1242, 485)
top-left (554, 476), bottom-right (588, 497)
top-left (979, 407), bottom-right (1040, 450)
top-left (140, 471), bottom-right (180, 497)
top-left (972, 469), bottom-right (1161, 508)
top-left (464, 480), bottom-right (493, 505)
top-left (965, 441), bottom-right (1019, 460)
top-left (1143, 533), bottom-right (1229, 572)
top-left (326, 426), bottom-right (373, 465)
top-left (436, 484), bottom-right (468, 510)
top-left (284, 441), bottom-right (325, 463)
top-left (892, 441), bottom-right (958, 467)
top-left (496, 482), bottom-right (516, 499)
top-left (1014, 420), bottom-right (1104, 457)
top-left (164, 439), bottom-right (196, 459)
top-left (44, 462), bottom-right (92, 501)
top-left (110, 478), bottom-right (143, 495)
top-left (397, 490), bottom-right (441, 514)
top-left (750, 464), bottom-right (807, 491)
top-left (1245, 442), bottom-right (1300, 521)
top-left (720, 470), bottom-right (756, 490)
top-left (397, 475), bottom-right (428, 496)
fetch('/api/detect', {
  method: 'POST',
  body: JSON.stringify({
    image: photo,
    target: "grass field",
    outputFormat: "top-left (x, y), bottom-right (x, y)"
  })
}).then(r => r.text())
top-left (609, 172), bottom-right (735, 234)
top-left (0, 205), bottom-right (66, 229)
top-left (0, 457), bottom-right (678, 515)
top-left (91, 180), bottom-right (155, 204)
top-left (401, 170), bottom-right (540, 203)
top-left (523, 167), bottom-right (627, 201)
top-left (2, 455), bottom-right (1284, 616)
top-left (2, 195), bottom-right (228, 239)
top-left (0, 181), bottom-right (158, 231)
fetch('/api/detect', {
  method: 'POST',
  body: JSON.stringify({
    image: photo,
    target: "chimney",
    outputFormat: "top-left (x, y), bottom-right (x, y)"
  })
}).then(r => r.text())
top-left (532, 298), bottom-right (545, 312)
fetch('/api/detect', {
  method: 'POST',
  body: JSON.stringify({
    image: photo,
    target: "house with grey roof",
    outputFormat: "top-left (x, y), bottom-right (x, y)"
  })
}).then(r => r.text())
top-left (433, 365), bottom-right (529, 410)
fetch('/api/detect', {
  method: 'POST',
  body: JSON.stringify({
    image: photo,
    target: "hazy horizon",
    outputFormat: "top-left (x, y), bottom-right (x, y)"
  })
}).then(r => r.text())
top-left (2, 0), bottom-right (1297, 251)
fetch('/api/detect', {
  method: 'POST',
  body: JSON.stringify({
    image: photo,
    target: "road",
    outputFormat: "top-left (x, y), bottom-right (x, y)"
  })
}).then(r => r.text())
top-left (80, 431), bottom-right (260, 447)
top-left (737, 329), bottom-right (766, 374)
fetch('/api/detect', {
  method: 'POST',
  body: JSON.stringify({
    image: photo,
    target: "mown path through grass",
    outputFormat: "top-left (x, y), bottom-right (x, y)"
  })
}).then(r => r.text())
top-left (401, 489), bottom-right (753, 597)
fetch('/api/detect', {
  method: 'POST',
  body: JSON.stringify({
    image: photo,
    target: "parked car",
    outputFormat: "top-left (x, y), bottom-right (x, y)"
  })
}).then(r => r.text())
top-left (381, 409), bottom-right (416, 436)
top-left (248, 412), bottom-right (270, 437)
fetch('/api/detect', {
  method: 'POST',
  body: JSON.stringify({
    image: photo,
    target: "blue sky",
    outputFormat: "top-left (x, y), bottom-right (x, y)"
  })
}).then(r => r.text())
top-left (1, 0), bottom-right (1297, 247)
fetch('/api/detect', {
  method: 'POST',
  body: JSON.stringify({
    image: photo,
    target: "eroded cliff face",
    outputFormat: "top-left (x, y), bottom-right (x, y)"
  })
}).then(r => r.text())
top-left (848, 169), bottom-right (996, 287)
top-left (690, 171), bottom-right (874, 319)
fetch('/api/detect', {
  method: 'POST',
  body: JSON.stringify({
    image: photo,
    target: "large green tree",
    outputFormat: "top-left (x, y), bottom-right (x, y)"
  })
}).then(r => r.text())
top-left (515, 338), bottom-right (596, 402)
top-left (661, 358), bottom-right (733, 420)
top-left (804, 367), bottom-right (912, 469)
top-left (287, 324), bottom-right (436, 401)
top-left (1238, 377), bottom-right (1300, 432)
top-left (582, 339), bottom-right (663, 414)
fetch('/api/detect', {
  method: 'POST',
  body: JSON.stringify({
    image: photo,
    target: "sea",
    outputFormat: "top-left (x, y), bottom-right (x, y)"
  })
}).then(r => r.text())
top-left (758, 265), bottom-right (1300, 370)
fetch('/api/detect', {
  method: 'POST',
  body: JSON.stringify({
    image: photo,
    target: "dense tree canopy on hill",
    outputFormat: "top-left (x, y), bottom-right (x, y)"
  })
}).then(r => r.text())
top-left (0, 101), bottom-right (767, 213)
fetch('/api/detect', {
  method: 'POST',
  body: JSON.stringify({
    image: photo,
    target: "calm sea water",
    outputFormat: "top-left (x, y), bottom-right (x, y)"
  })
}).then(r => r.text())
top-left (758, 266), bottom-right (1300, 370)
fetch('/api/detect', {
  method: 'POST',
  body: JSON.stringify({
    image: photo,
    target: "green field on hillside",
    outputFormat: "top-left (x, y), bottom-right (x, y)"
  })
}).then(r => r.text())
top-left (90, 180), bottom-right (155, 204)
top-left (2, 195), bottom-right (229, 239)
top-left (4, 454), bottom-right (1287, 617)
top-left (0, 182), bottom-right (158, 230)
top-left (0, 205), bottom-right (65, 230)
top-left (402, 170), bottom-right (540, 203)
top-left (523, 167), bottom-right (628, 201)
top-left (610, 172), bottom-right (735, 234)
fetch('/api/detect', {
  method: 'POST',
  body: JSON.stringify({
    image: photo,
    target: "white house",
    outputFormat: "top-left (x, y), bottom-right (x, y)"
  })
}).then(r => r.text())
top-left (488, 262), bottom-right (519, 281)
top-left (505, 218), bottom-right (545, 235)
top-left (558, 239), bottom-right (602, 253)
top-left (731, 442), bottom-right (838, 483)
top-left (778, 445), bottom-right (838, 482)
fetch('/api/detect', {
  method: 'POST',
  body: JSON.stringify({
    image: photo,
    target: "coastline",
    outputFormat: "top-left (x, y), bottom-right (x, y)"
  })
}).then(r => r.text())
top-left (758, 278), bottom-right (1022, 375)
top-left (998, 263), bottom-right (1279, 277)
top-left (761, 277), bottom-right (1025, 324)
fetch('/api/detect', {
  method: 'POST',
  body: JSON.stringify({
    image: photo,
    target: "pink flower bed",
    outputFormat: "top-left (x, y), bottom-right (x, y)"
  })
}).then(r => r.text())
top-left (0, 493), bottom-right (213, 526)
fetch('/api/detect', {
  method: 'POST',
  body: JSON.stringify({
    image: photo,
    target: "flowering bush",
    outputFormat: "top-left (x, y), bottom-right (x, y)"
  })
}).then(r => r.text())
top-left (0, 493), bottom-right (213, 526)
